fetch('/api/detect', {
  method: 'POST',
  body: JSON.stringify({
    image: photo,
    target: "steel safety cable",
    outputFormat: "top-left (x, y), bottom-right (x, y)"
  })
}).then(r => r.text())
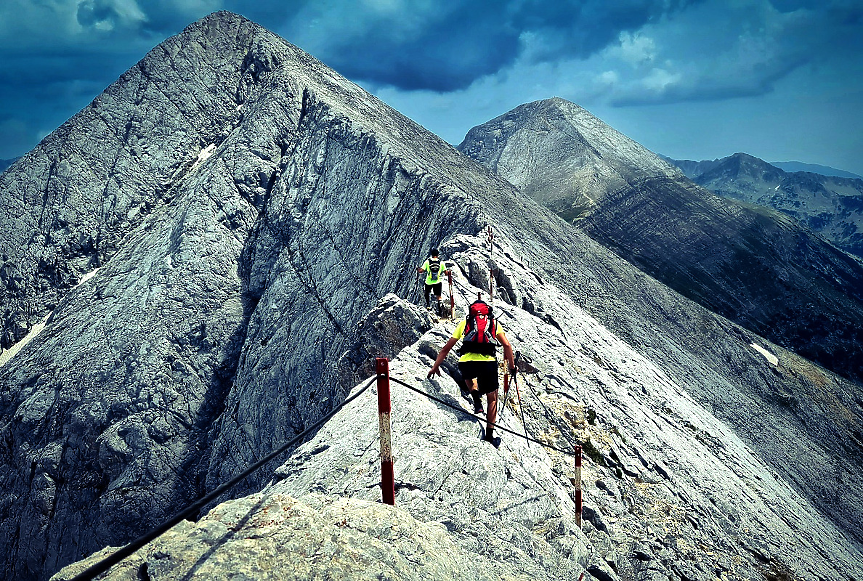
top-left (388, 375), bottom-right (577, 457)
top-left (70, 376), bottom-right (378, 581)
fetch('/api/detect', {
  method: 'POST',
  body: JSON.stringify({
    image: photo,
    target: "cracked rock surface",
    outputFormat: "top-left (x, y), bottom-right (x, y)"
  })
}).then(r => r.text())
top-left (53, 492), bottom-right (530, 581)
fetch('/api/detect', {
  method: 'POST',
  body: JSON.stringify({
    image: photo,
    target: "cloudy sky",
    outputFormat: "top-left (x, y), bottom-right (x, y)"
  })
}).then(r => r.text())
top-left (1, 0), bottom-right (861, 175)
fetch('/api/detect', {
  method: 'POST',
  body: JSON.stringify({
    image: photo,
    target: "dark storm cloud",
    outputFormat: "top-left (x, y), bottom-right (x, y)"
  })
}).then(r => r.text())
top-left (280, 0), bottom-right (701, 92)
top-left (511, 0), bottom-right (695, 58)
top-left (74, 0), bottom-right (219, 37)
top-left (297, 3), bottom-right (519, 92)
top-left (0, 0), bottom-right (861, 172)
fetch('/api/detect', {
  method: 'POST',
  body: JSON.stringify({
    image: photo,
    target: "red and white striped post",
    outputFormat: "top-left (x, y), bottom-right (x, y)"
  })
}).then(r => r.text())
top-left (574, 445), bottom-right (582, 529)
top-left (376, 357), bottom-right (395, 506)
top-left (447, 270), bottom-right (454, 319)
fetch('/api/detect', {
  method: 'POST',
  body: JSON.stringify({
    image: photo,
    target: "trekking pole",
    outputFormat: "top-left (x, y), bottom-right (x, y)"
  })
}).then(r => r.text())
top-left (500, 368), bottom-right (511, 412)
top-left (486, 226), bottom-right (495, 305)
top-left (512, 352), bottom-right (530, 447)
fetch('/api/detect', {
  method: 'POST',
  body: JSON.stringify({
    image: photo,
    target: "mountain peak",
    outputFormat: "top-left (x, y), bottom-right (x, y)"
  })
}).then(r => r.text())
top-left (460, 97), bottom-right (863, 382)
top-left (457, 98), bottom-right (680, 219)
top-left (666, 152), bottom-right (863, 258)
top-left (0, 13), bottom-right (526, 578)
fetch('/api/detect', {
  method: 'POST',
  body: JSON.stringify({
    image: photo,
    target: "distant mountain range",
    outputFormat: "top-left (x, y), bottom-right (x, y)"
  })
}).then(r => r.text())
top-left (669, 156), bottom-right (861, 180)
top-left (664, 153), bottom-right (863, 259)
top-left (766, 161), bottom-right (861, 179)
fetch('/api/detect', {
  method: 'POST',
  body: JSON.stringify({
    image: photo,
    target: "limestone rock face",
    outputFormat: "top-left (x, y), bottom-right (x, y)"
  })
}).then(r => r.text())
top-left (52, 269), bottom-right (863, 581)
top-left (458, 98), bottom-right (863, 384)
top-left (0, 11), bottom-right (487, 579)
top-left (1, 11), bottom-right (862, 581)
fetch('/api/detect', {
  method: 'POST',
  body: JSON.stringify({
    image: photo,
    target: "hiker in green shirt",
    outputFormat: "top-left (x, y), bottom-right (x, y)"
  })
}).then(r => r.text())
top-left (416, 248), bottom-right (449, 311)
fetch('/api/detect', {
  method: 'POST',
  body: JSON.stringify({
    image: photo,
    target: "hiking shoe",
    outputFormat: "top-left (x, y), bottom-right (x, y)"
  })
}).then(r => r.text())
top-left (483, 435), bottom-right (501, 448)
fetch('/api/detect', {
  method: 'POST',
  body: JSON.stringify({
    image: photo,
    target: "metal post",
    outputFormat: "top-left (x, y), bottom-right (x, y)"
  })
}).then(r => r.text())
top-left (574, 445), bottom-right (582, 528)
top-left (447, 270), bottom-right (454, 319)
top-left (376, 358), bottom-right (395, 505)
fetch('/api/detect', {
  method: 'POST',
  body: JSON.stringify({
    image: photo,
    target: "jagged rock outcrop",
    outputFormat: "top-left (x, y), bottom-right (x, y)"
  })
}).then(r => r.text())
top-left (336, 293), bottom-right (437, 395)
top-left (667, 152), bottom-right (863, 259)
top-left (458, 98), bottom-right (863, 384)
top-left (2, 11), bottom-right (862, 581)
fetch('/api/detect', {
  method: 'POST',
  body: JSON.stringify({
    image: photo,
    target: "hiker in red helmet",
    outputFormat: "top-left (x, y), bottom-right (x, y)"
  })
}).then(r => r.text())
top-left (427, 298), bottom-right (515, 447)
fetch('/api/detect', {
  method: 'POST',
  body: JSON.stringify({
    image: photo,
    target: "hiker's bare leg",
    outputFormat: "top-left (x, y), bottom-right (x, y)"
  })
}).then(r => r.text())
top-left (486, 389), bottom-right (498, 436)
top-left (465, 378), bottom-right (485, 413)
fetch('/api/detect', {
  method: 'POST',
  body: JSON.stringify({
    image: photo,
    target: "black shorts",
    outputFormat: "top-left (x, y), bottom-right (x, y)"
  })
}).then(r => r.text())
top-left (457, 360), bottom-right (499, 395)
top-left (425, 282), bottom-right (443, 295)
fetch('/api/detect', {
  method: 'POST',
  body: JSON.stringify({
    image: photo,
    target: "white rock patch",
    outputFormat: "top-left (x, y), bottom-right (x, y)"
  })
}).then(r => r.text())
top-left (0, 267), bottom-right (100, 368)
top-left (191, 143), bottom-right (216, 171)
top-left (750, 342), bottom-right (779, 366)
top-left (0, 315), bottom-right (49, 368)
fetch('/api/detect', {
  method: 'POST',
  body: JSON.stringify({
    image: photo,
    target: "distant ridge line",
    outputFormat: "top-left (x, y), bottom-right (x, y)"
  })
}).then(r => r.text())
top-left (662, 153), bottom-right (861, 180)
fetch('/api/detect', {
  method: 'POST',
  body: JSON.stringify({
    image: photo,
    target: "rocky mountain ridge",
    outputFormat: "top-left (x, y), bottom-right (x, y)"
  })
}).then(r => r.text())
top-left (0, 11), bottom-right (861, 581)
top-left (54, 269), bottom-right (863, 581)
top-left (666, 152), bottom-right (863, 259)
top-left (458, 98), bottom-right (863, 384)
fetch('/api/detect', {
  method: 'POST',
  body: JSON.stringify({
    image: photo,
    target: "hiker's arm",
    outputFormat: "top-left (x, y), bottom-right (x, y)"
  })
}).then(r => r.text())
top-left (428, 337), bottom-right (458, 377)
top-left (498, 331), bottom-right (515, 372)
